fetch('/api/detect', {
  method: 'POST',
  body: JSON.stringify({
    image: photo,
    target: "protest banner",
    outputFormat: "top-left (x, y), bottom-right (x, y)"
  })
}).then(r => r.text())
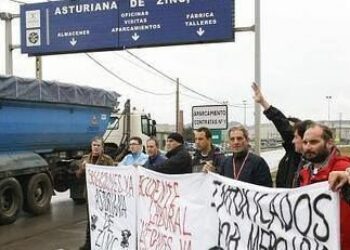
top-left (86, 164), bottom-right (137, 250)
top-left (86, 165), bottom-right (340, 250)
top-left (137, 167), bottom-right (217, 250)
top-left (208, 173), bottom-right (340, 250)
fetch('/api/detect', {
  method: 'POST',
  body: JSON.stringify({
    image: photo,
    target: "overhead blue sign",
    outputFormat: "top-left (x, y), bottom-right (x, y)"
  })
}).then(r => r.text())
top-left (20, 0), bottom-right (234, 55)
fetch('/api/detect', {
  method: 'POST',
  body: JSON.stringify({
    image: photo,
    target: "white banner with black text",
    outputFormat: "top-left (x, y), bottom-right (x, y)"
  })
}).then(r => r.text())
top-left (86, 164), bottom-right (137, 250)
top-left (86, 165), bottom-right (340, 250)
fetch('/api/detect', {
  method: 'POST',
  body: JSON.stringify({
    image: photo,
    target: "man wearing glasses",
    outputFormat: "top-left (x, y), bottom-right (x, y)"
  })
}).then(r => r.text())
top-left (119, 136), bottom-right (148, 166)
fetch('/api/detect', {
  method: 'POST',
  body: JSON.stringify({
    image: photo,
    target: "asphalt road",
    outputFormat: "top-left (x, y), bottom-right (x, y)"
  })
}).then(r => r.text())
top-left (0, 191), bottom-right (87, 250)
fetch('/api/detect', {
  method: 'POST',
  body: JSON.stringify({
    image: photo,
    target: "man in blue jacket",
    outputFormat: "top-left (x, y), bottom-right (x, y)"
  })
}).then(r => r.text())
top-left (143, 137), bottom-right (167, 169)
top-left (119, 136), bottom-right (148, 166)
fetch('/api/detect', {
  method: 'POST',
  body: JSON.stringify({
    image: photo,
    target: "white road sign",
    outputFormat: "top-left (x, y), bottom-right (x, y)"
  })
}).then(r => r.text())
top-left (192, 105), bottom-right (228, 130)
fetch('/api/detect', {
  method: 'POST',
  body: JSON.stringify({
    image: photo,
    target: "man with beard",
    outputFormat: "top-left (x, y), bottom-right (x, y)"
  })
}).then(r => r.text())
top-left (220, 125), bottom-right (272, 187)
top-left (298, 123), bottom-right (350, 249)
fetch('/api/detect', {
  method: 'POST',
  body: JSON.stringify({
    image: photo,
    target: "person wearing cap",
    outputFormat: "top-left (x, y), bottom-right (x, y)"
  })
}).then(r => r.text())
top-left (151, 132), bottom-right (192, 174)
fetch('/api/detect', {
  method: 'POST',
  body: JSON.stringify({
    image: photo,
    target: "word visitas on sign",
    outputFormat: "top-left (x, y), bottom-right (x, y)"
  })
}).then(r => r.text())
top-left (20, 0), bottom-right (234, 55)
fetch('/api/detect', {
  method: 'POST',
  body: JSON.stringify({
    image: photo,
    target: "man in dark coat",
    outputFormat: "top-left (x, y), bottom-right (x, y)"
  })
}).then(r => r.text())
top-left (252, 82), bottom-right (314, 187)
top-left (152, 132), bottom-right (192, 174)
top-left (192, 127), bottom-right (225, 173)
top-left (220, 125), bottom-right (272, 187)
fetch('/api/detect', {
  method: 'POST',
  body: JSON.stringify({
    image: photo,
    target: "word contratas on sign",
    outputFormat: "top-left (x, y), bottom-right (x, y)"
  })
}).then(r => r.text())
top-left (86, 164), bottom-right (340, 250)
top-left (192, 105), bottom-right (228, 130)
top-left (20, 0), bottom-right (234, 55)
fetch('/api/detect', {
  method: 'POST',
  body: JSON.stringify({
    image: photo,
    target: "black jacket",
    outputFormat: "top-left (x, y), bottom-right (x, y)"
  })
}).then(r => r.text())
top-left (153, 145), bottom-right (192, 174)
top-left (264, 106), bottom-right (301, 188)
top-left (220, 152), bottom-right (273, 187)
top-left (192, 145), bottom-right (225, 173)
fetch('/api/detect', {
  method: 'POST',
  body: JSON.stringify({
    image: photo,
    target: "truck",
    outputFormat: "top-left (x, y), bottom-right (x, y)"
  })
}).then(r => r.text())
top-left (0, 75), bottom-right (156, 225)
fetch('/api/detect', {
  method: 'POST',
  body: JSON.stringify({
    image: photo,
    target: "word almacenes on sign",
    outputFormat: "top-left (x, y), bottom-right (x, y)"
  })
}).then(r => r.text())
top-left (20, 0), bottom-right (234, 55)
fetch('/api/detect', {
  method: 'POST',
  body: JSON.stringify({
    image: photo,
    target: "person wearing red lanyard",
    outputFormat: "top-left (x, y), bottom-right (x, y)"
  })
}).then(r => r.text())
top-left (220, 125), bottom-right (273, 187)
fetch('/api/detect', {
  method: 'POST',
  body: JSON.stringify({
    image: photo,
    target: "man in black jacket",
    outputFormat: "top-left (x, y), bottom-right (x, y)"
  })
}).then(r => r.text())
top-left (220, 125), bottom-right (272, 187)
top-left (152, 132), bottom-right (192, 174)
top-left (252, 82), bottom-right (314, 187)
top-left (192, 127), bottom-right (225, 173)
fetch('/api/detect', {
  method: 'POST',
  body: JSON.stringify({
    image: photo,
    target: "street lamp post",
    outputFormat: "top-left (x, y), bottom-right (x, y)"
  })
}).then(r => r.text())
top-left (326, 96), bottom-right (332, 124)
top-left (243, 100), bottom-right (247, 126)
top-left (339, 112), bottom-right (342, 142)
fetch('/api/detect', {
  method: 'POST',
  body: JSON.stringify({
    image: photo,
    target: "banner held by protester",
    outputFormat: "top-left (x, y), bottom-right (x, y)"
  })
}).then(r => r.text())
top-left (137, 167), bottom-right (217, 249)
top-left (86, 164), bottom-right (137, 250)
top-left (209, 174), bottom-right (340, 250)
top-left (86, 165), bottom-right (340, 250)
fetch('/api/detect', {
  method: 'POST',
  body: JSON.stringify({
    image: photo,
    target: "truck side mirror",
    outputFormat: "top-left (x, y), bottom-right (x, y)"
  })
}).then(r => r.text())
top-left (151, 120), bottom-right (157, 135)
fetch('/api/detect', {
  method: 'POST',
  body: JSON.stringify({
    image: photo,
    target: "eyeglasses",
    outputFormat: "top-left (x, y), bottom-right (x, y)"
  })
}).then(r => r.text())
top-left (129, 143), bottom-right (140, 146)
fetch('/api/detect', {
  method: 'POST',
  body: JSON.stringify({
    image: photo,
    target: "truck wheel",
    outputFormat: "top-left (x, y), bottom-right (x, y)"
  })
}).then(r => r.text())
top-left (52, 168), bottom-right (69, 192)
top-left (0, 178), bottom-right (23, 225)
top-left (23, 173), bottom-right (53, 215)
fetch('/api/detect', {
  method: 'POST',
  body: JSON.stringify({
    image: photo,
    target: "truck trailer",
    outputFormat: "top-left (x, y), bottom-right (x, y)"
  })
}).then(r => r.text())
top-left (0, 75), bottom-right (120, 225)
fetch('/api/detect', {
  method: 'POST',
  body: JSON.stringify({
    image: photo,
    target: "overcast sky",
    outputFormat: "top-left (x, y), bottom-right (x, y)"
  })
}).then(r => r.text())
top-left (1, 0), bottom-right (349, 126)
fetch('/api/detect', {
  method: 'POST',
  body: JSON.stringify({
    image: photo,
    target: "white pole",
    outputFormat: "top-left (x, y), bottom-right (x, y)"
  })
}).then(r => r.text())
top-left (1, 13), bottom-right (20, 75)
top-left (243, 100), bottom-right (247, 126)
top-left (254, 0), bottom-right (261, 155)
top-left (35, 56), bottom-right (43, 80)
top-left (326, 95), bottom-right (332, 123)
top-left (2, 13), bottom-right (13, 75)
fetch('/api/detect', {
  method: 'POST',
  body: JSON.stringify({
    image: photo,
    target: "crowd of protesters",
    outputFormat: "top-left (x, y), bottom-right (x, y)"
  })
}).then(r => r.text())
top-left (78, 83), bottom-right (350, 250)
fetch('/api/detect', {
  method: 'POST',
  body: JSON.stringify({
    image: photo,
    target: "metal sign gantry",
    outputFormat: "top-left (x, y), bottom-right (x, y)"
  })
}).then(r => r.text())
top-left (20, 0), bottom-right (234, 56)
